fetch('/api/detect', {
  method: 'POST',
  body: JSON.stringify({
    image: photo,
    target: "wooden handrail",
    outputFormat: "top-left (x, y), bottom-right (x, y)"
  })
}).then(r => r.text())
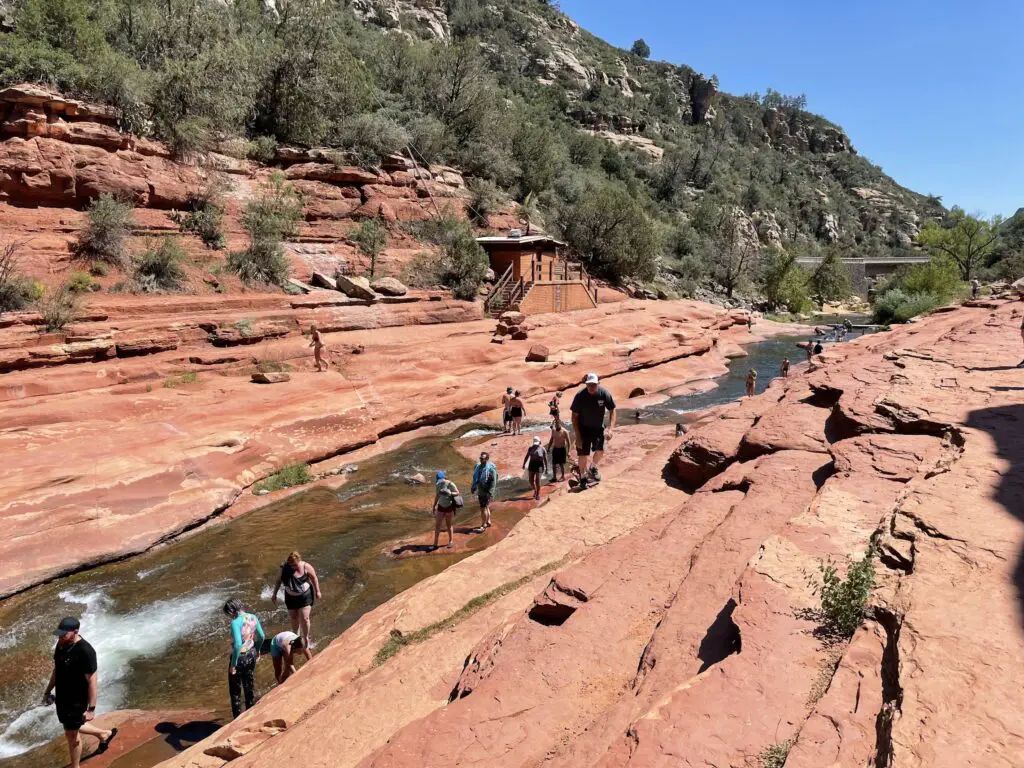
top-left (485, 263), bottom-right (514, 312)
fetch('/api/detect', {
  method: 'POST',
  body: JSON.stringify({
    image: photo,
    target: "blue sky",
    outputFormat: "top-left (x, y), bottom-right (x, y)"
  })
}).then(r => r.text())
top-left (558, 0), bottom-right (1023, 218)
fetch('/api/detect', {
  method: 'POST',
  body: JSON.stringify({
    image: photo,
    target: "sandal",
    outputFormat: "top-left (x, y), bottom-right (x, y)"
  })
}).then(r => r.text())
top-left (97, 728), bottom-right (119, 754)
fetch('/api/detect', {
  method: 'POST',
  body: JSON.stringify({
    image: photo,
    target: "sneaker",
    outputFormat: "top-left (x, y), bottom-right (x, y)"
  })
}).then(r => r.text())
top-left (577, 476), bottom-right (589, 491)
top-left (589, 466), bottom-right (601, 482)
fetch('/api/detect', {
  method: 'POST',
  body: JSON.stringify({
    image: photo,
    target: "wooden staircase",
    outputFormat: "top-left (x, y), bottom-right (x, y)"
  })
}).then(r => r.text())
top-left (485, 265), bottom-right (531, 317)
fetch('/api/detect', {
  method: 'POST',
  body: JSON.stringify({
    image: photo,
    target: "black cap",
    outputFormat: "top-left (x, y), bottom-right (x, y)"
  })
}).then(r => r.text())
top-left (55, 617), bottom-right (80, 635)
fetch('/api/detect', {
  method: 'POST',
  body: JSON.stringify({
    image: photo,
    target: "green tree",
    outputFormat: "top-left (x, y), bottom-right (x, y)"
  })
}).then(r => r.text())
top-left (353, 218), bottom-right (388, 278)
top-left (917, 208), bottom-right (1001, 281)
top-left (630, 39), bottom-right (651, 59)
top-left (558, 183), bottom-right (660, 283)
top-left (760, 249), bottom-right (810, 312)
top-left (72, 194), bottom-right (135, 269)
top-left (809, 247), bottom-right (853, 303)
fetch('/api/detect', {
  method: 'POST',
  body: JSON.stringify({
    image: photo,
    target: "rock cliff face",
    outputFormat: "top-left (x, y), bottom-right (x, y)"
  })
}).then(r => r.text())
top-left (153, 300), bottom-right (1024, 768)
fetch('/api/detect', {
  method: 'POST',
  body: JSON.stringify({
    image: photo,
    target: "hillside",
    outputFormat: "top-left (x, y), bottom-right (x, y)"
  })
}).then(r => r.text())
top-left (0, 0), bottom-right (942, 299)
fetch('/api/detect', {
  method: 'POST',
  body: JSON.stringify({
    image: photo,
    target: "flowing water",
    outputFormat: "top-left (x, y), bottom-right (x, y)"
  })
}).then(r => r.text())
top-left (0, 427), bottom-right (526, 765)
top-left (0, 322), bottom-right (870, 766)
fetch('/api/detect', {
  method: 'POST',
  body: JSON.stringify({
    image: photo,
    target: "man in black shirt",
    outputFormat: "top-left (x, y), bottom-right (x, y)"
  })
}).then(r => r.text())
top-left (570, 373), bottom-right (616, 489)
top-left (42, 618), bottom-right (117, 768)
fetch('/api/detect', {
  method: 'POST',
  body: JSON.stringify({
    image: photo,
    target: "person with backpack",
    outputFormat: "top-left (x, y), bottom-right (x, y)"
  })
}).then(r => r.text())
top-left (432, 470), bottom-right (462, 549)
top-left (471, 452), bottom-right (497, 531)
top-left (523, 436), bottom-right (549, 501)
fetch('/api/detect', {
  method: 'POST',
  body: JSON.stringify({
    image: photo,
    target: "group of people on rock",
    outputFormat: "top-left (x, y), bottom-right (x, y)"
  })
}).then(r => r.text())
top-left (430, 373), bottom-right (617, 548)
top-left (42, 551), bottom-right (322, 768)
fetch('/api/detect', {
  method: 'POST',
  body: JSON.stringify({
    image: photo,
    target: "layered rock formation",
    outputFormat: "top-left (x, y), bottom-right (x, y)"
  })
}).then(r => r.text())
top-left (0, 298), bottom-right (763, 597)
top-left (155, 300), bottom-right (1024, 768)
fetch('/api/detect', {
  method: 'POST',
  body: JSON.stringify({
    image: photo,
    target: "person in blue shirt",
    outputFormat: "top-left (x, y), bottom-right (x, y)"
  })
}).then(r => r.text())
top-left (223, 598), bottom-right (265, 718)
top-left (471, 452), bottom-right (498, 531)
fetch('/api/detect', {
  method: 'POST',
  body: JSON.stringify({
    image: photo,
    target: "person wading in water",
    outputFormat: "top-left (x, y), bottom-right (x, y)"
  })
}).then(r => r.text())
top-left (272, 552), bottom-right (321, 650)
top-left (509, 390), bottom-right (526, 435)
top-left (501, 387), bottom-right (513, 434)
top-left (471, 451), bottom-right (497, 531)
top-left (222, 599), bottom-right (265, 718)
top-left (42, 618), bottom-right (118, 768)
top-left (523, 436), bottom-right (548, 501)
top-left (432, 470), bottom-right (461, 549)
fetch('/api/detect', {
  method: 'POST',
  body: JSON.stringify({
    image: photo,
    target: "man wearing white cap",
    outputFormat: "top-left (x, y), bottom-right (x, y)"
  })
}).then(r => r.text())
top-left (570, 373), bottom-right (616, 489)
top-left (523, 436), bottom-right (548, 501)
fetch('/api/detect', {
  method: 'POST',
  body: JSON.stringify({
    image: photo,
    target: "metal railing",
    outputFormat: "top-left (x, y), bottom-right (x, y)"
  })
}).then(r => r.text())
top-left (484, 264), bottom-right (514, 314)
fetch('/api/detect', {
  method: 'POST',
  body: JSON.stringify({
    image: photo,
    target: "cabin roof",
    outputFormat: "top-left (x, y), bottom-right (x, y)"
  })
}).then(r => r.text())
top-left (475, 235), bottom-right (567, 248)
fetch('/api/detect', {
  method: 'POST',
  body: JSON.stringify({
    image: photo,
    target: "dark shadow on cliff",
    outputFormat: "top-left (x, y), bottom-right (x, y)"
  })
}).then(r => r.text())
top-left (965, 405), bottom-right (1024, 631)
top-left (153, 720), bottom-right (222, 752)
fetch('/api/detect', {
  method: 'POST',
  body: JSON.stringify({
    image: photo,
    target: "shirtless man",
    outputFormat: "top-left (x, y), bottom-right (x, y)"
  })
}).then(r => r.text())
top-left (745, 369), bottom-right (757, 397)
top-left (501, 387), bottom-right (513, 434)
top-left (309, 324), bottom-right (326, 372)
top-left (781, 357), bottom-right (790, 378)
top-left (547, 418), bottom-right (572, 482)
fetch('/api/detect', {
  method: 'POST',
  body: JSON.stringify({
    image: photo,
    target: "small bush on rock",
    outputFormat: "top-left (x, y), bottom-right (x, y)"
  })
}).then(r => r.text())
top-left (759, 740), bottom-right (792, 768)
top-left (809, 547), bottom-right (876, 638)
top-left (0, 241), bottom-right (37, 314)
top-left (230, 174), bottom-right (303, 286)
top-left (39, 283), bottom-right (80, 331)
top-left (72, 194), bottom-right (134, 269)
top-left (135, 238), bottom-right (187, 292)
top-left (353, 218), bottom-right (387, 278)
top-left (253, 462), bottom-right (311, 494)
top-left (172, 186), bottom-right (227, 250)
top-left (246, 135), bottom-right (278, 164)
top-left (336, 113), bottom-right (409, 168)
top-left (65, 271), bottom-right (94, 293)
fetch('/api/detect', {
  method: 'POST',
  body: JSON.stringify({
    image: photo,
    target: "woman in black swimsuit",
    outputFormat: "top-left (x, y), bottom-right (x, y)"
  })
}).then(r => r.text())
top-left (509, 390), bottom-right (525, 435)
top-left (271, 551), bottom-right (321, 649)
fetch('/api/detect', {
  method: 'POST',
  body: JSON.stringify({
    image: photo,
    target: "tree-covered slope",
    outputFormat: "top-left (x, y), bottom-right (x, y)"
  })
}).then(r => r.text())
top-left (0, 0), bottom-right (943, 293)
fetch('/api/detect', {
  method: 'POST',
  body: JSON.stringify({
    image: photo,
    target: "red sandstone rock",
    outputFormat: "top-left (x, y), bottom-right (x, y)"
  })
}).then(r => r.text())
top-left (251, 372), bottom-right (291, 384)
top-left (283, 163), bottom-right (380, 185)
top-left (525, 344), bottom-right (549, 362)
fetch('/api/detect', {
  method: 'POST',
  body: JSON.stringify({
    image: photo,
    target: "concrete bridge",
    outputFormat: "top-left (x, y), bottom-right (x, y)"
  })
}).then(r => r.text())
top-left (796, 256), bottom-right (931, 293)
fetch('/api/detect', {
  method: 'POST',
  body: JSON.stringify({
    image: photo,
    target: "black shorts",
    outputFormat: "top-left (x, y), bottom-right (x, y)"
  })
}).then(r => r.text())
top-left (285, 590), bottom-right (314, 610)
top-left (528, 461), bottom-right (544, 474)
top-left (552, 447), bottom-right (567, 465)
top-left (577, 426), bottom-right (605, 456)
top-left (57, 706), bottom-right (87, 731)
top-left (503, 409), bottom-right (512, 423)
top-left (510, 407), bottom-right (523, 418)
top-left (477, 492), bottom-right (493, 508)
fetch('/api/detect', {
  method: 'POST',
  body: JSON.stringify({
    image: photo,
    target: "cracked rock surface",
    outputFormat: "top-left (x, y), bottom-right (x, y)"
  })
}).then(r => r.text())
top-left (158, 301), bottom-right (1024, 768)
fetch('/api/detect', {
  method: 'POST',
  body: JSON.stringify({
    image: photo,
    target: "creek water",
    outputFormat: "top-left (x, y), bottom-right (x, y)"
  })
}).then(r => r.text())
top-left (0, 322), bottom-right (869, 767)
top-left (0, 427), bottom-right (527, 766)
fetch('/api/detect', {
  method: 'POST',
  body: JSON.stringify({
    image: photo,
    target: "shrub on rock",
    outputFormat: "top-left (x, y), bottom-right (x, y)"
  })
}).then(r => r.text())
top-left (72, 194), bottom-right (134, 269)
top-left (135, 238), bottom-right (187, 292)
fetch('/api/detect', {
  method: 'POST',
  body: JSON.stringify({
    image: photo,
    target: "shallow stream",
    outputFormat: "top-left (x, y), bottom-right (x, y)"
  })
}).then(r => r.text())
top-left (0, 321), bottom-right (869, 766)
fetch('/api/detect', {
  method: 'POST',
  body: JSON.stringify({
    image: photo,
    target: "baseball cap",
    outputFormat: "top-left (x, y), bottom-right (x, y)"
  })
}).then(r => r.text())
top-left (55, 617), bottom-right (80, 636)
top-left (532, 436), bottom-right (541, 445)
top-left (584, 373), bottom-right (599, 384)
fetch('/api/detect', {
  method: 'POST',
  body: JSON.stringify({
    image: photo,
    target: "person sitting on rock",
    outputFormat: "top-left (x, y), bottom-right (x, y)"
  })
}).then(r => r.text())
top-left (813, 341), bottom-right (824, 356)
top-left (269, 631), bottom-right (312, 684)
top-left (781, 358), bottom-right (791, 378)
top-left (309, 324), bottom-right (326, 372)
top-left (432, 471), bottom-right (460, 549)
top-left (509, 390), bottom-right (526, 436)
top-left (523, 436), bottom-right (548, 501)
top-left (745, 369), bottom-right (757, 397)
top-left (501, 388), bottom-right (513, 434)
top-left (471, 452), bottom-right (497, 530)
top-left (547, 419), bottom-right (572, 482)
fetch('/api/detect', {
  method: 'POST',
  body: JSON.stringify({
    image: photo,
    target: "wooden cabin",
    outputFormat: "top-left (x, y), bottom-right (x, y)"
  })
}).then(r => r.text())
top-left (476, 234), bottom-right (599, 316)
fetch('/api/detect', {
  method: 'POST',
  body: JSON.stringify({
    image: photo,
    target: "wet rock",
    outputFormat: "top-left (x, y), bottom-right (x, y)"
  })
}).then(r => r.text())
top-left (406, 473), bottom-right (427, 485)
top-left (526, 344), bottom-right (549, 362)
top-left (370, 277), bottom-right (408, 296)
top-left (335, 274), bottom-right (378, 301)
